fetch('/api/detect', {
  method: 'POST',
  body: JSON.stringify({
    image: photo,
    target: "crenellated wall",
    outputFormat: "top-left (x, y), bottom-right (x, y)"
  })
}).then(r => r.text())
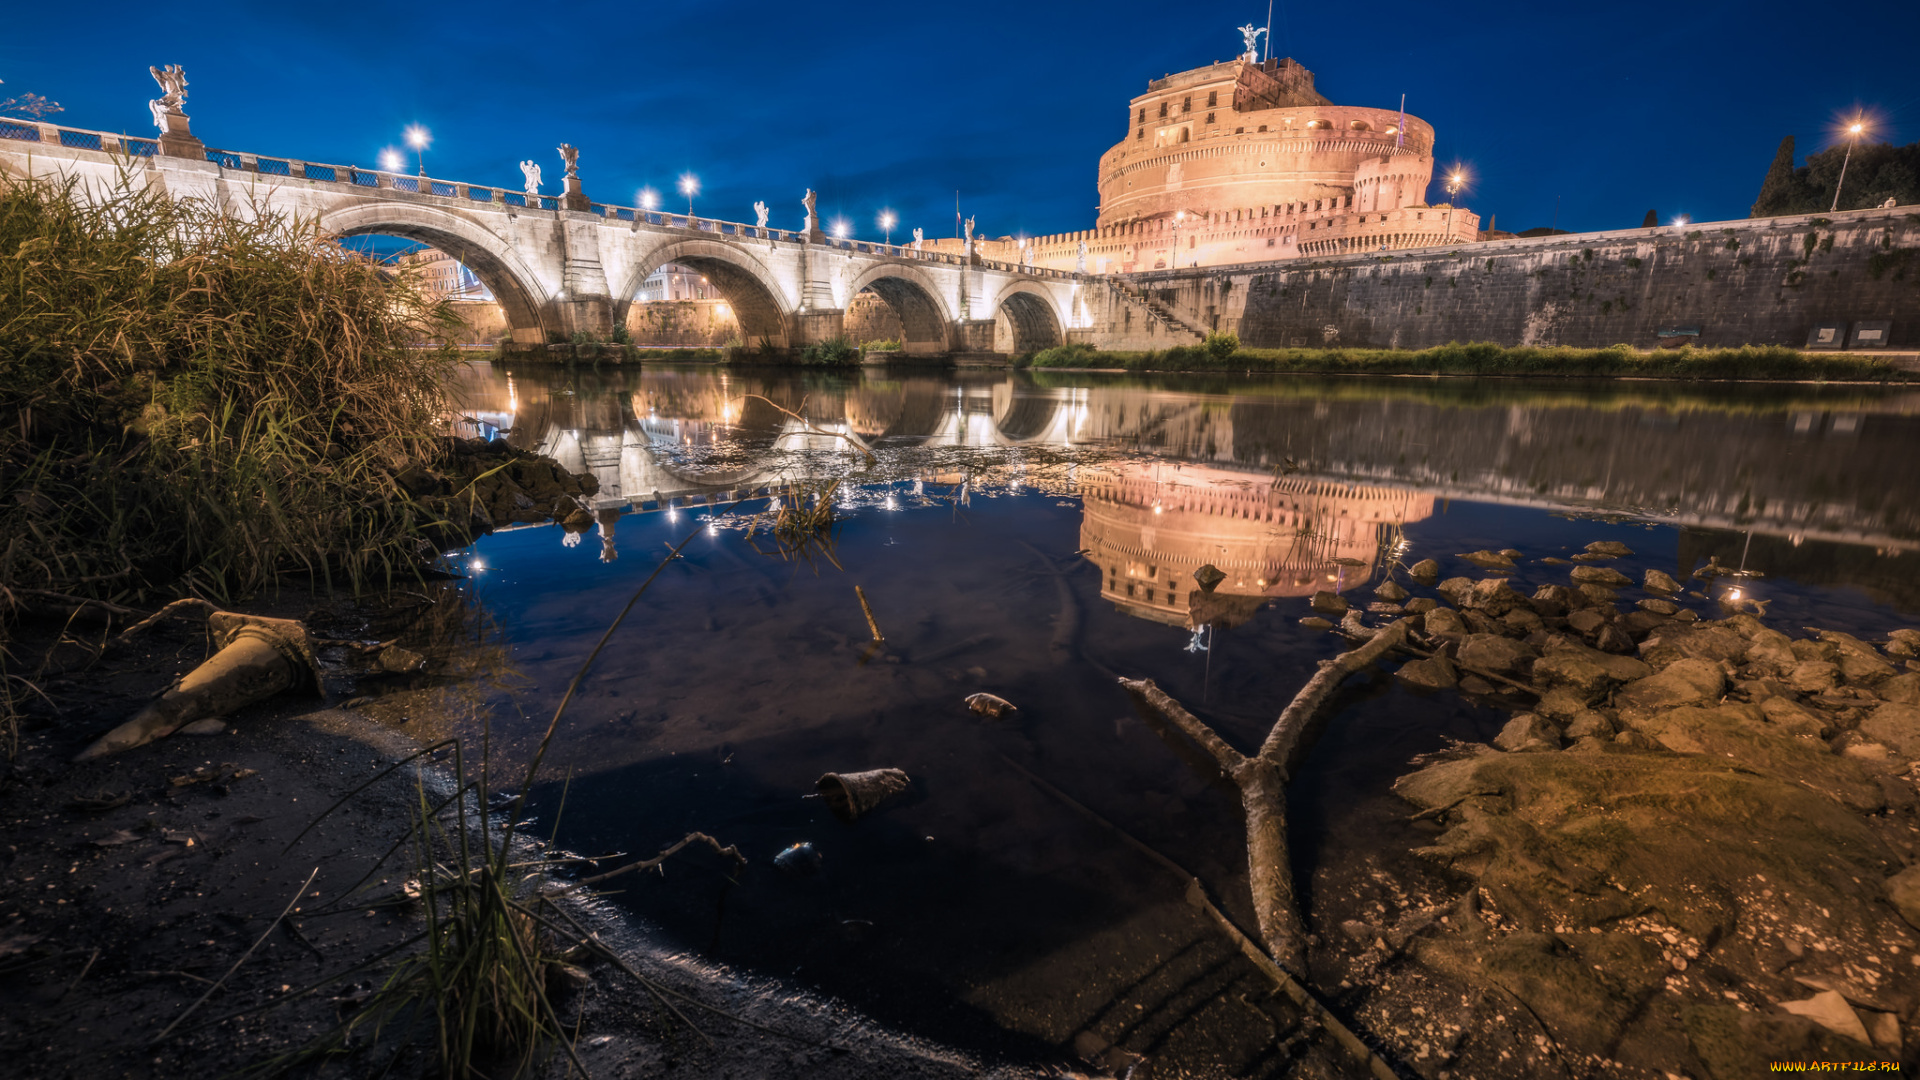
top-left (1080, 206), bottom-right (1920, 350)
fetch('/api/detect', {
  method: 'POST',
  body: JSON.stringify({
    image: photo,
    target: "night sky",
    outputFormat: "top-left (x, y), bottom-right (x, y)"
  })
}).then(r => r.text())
top-left (6, 0), bottom-right (1915, 246)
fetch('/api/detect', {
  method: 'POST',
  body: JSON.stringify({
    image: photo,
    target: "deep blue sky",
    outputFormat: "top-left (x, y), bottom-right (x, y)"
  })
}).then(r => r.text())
top-left (6, 0), bottom-right (1915, 243)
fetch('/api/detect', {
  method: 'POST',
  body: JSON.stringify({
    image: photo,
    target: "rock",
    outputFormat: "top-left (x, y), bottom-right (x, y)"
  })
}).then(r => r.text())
top-left (1397, 655), bottom-right (1459, 691)
top-left (1567, 736), bottom-right (1611, 752)
top-left (1534, 687), bottom-right (1590, 721)
top-left (1298, 616), bottom-right (1334, 630)
top-left (1877, 672), bottom-right (1920, 705)
top-left (1625, 704), bottom-right (1884, 812)
top-left (1760, 697), bottom-right (1831, 739)
top-left (1644, 568), bottom-right (1681, 594)
top-left (1788, 660), bottom-right (1839, 695)
top-left (1888, 638), bottom-right (1917, 659)
top-left (1860, 703), bottom-right (1920, 758)
top-left (1792, 638), bottom-right (1836, 663)
top-left (1577, 583), bottom-right (1621, 606)
top-left (1495, 713), bottom-right (1562, 752)
top-left (1423, 607), bottom-right (1467, 640)
top-left (1888, 866), bottom-right (1920, 932)
top-left (378, 644), bottom-right (427, 674)
top-left (1684, 1004), bottom-right (1883, 1079)
top-left (1571, 565), bottom-right (1634, 588)
top-left (1585, 540), bottom-right (1635, 557)
top-left (1619, 609), bottom-right (1671, 640)
top-left (1193, 564), bottom-right (1226, 593)
top-left (394, 464), bottom-right (445, 497)
top-left (1594, 623), bottom-right (1635, 655)
top-left (1502, 608), bottom-right (1544, 636)
top-left (1892, 628), bottom-right (1920, 648)
top-left (1435, 577), bottom-right (1475, 606)
top-left (1458, 634), bottom-right (1538, 677)
top-left (180, 719), bottom-right (227, 736)
top-left (1458, 550), bottom-right (1515, 570)
top-left (1746, 629), bottom-right (1799, 675)
top-left (1309, 590), bottom-right (1348, 615)
top-left (1457, 675), bottom-right (1496, 695)
top-left (1466, 577), bottom-right (1525, 616)
top-left (1614, 658), bottom-right (1727, 715)
top-left (1366, 601), bottom-right (1404, 615)
top-left (1641, 625), bottom-right (1750, 670)
top-left (1637, 598), bottom-right (1680, 616)
top-left (1779, 991), bottom-right (1873, 1046)
top-left (1567, 609), bottom-right (1608, 637)
top-left (965, 692), bottom-right (1017, 718)
top-left (1402, 597), bottom-right (1438, 616)
top-left (1534, 648), bottom-right (1643, 703)
top-left (1564, 710), bottom-right (1617, 740)
top-left (1672, 609), bottom-right (1700, 622)
top-left (1862, 1010), bottom-right (1902, 1054)
top-left (1408, 558), bottom-right (1441, 582)
top-left (1541, 556), bottom-right (1574, 565)
top-left (1373, 579), bottom-right (1409, 602)
top-left (1614, 729), bottom-right (1662, 750)
top-left (1531, 584), bottom-right (1572, 617)
top-left (1499, 548), bottom-right (1523, 559)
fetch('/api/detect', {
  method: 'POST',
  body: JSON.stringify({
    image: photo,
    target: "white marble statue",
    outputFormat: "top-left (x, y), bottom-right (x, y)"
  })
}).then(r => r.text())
top-left (1076, 240), bottom-right (1088, 273)
top-left (1238, 24), bottom-right (1266, 62)
top-left (520, 160), bottom-right (541, 196)
top-left (147, 64), bottom-right (187, 131)
top-left (557, 144), bottom-right (579, 179)
top-left (754, 201), bottom-right (770, 227)
top-left (1023, 244), bottom-right (1034, 266)
top-left (911, 227), bottom-right (923, 251)
top-left (802, 188), bottom-right (817, 230)
top-left (963, 215), bottom-right (976, 256)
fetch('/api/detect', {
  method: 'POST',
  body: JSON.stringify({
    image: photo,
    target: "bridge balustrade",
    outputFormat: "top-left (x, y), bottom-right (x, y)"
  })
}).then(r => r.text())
top-left (256, 157), bottom-right (291, 176)
top-left (0, 120), bottom-right (41, 142)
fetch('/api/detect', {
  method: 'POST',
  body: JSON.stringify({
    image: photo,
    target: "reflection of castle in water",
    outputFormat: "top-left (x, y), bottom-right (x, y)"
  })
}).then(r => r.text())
top-left (1080, 463), bottom-right (1434, 626)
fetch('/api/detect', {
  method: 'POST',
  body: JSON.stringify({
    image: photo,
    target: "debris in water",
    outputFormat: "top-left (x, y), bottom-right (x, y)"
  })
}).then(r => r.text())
top-left (773, 842), bottom-right (823, 876)
top-left (816, 769), bottom-right (911, 822)
top-left (1193, 564), bottom-right (1226, 593)
top-left (965, 692), bottom-right (1017, 719)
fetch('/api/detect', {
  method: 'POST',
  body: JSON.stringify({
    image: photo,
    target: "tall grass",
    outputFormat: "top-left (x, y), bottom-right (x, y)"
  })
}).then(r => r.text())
top-left (1025, 340), bottom-right (1916, 381)
top-left (0, 170), bottom-right (463, 603)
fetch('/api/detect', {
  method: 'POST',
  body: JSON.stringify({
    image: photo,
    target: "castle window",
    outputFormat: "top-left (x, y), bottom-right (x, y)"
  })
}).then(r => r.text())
top-left (1257, 125), bottom-right (1268, 132)
top-left (1205, 112), bottom-right (1215, 125)
top-left (1235, 126), bottom-right (1245, 134)
top-left (1349, 120), bottom-right (1370, 131)
top-left (1268, 237), bottom-right (1277, 246)
top-left (1158, 101), bottom-right (1168, 119)
top-left (1207, 90), bottom-right (1218, 107)
top-left (1306, 119), bottom-right (1330, 129)
top-left (1137, 127), bottom-right (1144, 140)
top-left (1138, 107), bottom-right (1146, 123)
top-left (1182, 96), bottom-right (1192, 113)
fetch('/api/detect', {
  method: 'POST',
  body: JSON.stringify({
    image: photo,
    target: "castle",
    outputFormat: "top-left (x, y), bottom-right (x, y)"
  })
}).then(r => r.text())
top-left (947, 44), bottom-right (1479, 273)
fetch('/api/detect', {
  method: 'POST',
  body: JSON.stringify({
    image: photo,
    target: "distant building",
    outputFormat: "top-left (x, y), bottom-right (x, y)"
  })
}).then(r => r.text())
top-left (928, 45), bottom-right (1479, 273)
top-left (636, 263), bottom-right (717, 302)
top-left (396, 247), bottom-right (492, 301)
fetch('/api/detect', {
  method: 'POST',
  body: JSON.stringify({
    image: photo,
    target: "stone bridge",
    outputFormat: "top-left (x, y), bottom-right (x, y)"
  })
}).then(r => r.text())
top-left (0, 113), bottom-right (1093, 356)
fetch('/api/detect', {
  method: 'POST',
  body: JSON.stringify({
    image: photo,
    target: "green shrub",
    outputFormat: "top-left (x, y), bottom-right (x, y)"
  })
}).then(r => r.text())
top-left (798, 335), bottom-right (859, 365)
top-left (1027, 342), bottom-right (1102, 368)
top-left (1203, 331), bottom-right (1240, 359)
top-left (862, 338), bottom-right (901, 352)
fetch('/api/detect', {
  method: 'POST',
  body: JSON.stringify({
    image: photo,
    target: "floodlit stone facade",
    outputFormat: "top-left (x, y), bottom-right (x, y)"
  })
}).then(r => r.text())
top-left (1011, 56), bottom-right (1478, 273)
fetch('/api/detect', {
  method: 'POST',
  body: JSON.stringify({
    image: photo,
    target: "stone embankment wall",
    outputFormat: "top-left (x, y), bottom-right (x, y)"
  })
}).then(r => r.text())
top-left (1077, 205), bottom-right (1920, 350)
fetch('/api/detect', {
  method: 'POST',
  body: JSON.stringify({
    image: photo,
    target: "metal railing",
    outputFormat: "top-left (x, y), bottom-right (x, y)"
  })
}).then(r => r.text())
top-left (0, 117), bottom-right (1104, 280)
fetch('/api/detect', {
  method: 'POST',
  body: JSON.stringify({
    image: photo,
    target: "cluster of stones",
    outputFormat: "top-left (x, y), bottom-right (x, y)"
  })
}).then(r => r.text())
top-left (396, 437), bottom-right (600, 547)
top-left (1303, 541), bottom-right (1920, 1076)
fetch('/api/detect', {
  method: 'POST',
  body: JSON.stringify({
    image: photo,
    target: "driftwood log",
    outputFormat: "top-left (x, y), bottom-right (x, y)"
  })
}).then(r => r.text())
top-left (1121, 617), bottom-right (1411, 976)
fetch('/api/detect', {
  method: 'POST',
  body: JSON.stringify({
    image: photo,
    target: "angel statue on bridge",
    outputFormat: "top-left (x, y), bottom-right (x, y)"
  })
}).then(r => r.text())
top-left (802, 188), bottom-right (818, 230)
top-left (1238, 23), bottom-right (1266, 62)
top-left (147, 64), bottom-right (188, 131)
top-left (557, 144), bottom-right (579, 179)
top-left (912, 227), bottom-right (923, 251)
top-left (962, 215), bottom-right (976, 256)
top-left (520, 160), bottom-right (541, 196)
top-left (1076, 240), bottom-right (1088, 273)
top-left (754, 201), bottom-right (769, 228)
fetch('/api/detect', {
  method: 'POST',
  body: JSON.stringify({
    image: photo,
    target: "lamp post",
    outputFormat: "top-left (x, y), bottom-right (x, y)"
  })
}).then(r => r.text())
top-left (679, 172), bottom-right (699, 217)
top-left (1444, 168), bottom-right (1466, 241)
top-left (404, 124), bottom-right (430, 176)
top-left (1831, 121), bottom-right (1865, 213)
top-left (638, 188), bottom-right (659, 213)
top-left (379, 148), bottom-right (404, 174)
top-left (879, 210), bottom-right (896, 246)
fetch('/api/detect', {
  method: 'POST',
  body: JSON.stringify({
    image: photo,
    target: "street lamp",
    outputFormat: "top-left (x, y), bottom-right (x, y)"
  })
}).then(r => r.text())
top-left (831, 218), bottom-right (850, 239)
top-left (1831, 120), bottom-right (1866, 213)
top-left (878, 210), bottom-right (896, 245)
top-left (1444, 167), bottom-right (1467, 239)
top-left (638, 188), bottom-right (660, 213)
top-left (678, 172), bottom-right (699, 216)
top-left (379, 148), bottom-right (405, 173)
top-left (404, 124), bottom-right (431, 176)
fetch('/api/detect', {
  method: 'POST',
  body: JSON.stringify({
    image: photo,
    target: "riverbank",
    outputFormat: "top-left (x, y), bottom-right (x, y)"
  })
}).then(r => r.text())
top-left (0, 593), bottom-right (1061, 1079)
top-left (1023, 341), bottom-right (1920, 381)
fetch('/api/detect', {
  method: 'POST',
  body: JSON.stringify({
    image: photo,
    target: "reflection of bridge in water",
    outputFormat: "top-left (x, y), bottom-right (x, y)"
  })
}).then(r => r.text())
top-left (445, 366), bottom-right (1920, 556)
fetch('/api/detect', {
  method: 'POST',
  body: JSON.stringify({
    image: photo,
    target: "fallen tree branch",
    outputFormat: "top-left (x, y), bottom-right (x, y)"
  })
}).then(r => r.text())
top-left (743, 394), bottom-right (876, 466)
top-left (1122, 618), bottom-right (1413, 976)
top-left (112, 598), bottom-right (219, 647)
top-left (1000, 755), bottom-right (1402, 1080)
top-left (559, 831), bottom-right (745, 891)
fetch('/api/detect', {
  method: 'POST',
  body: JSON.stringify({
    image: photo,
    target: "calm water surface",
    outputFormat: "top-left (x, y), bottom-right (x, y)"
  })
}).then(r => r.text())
top-left (427, 363), bottom-right (1920, 1075)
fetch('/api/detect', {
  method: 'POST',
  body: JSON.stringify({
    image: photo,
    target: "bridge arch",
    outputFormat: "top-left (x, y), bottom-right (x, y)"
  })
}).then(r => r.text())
top-left (319, 203), bottom-right (551, 344)
top-left (844, 262), bottom-right (954, 355)
top-left (616, 240), bottom-right (792, 350)
top-left (991, 279), bottom-right (1067, 355)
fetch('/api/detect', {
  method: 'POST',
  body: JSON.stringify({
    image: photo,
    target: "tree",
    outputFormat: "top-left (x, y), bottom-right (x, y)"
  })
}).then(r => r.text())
top-left (0, 77), bottom-right (63, 120)
top-left (1751, 136), bottom-right (1803, 217)
top-left (1641, 209), bottom-right (1659, 228)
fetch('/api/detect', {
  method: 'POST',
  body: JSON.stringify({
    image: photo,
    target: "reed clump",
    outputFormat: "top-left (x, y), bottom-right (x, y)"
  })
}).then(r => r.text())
top-left (0, 170), bottom-right (462, 605)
